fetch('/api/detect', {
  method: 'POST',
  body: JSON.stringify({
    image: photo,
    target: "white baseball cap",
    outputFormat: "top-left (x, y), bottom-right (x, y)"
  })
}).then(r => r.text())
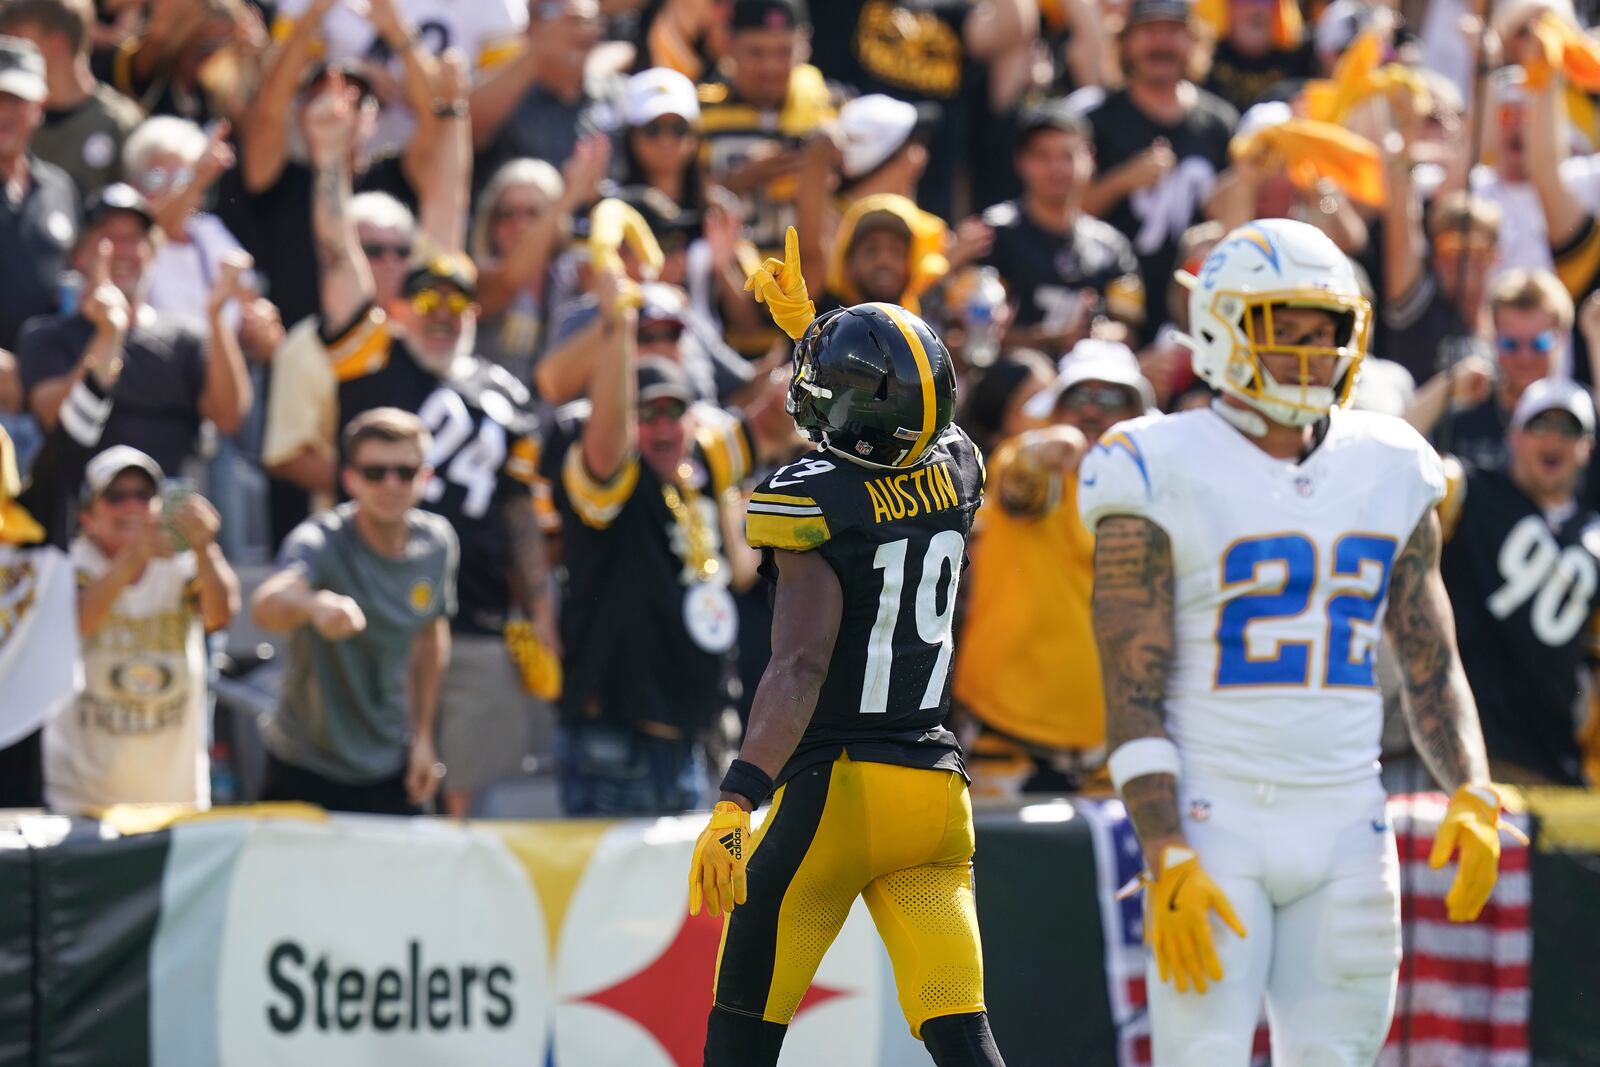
top-left (836, 94), bottom-right (920, 180)
top-left (84, 446), bottom-right (164, 499)
top-left (0, 36), bottom-right (46, 105)
top-left (622, 67), bottom-right (700, 127)
top-left (1024, 339), bottom-right (1156, 419)
top-left (1236, 101), bottom-right (1292, 139)
top-left (1510, 377), bottom-right (1596, 433)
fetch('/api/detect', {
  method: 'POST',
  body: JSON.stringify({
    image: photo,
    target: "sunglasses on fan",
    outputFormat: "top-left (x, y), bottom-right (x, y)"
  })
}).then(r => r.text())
top-left (353, 463), bottom-right (421, 483)
top-left (410, 288), bottom-right (473, 316)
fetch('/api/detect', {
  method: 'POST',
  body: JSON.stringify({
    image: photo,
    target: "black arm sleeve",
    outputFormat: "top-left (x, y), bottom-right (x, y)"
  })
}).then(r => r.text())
top-left (16, 375), bottom-right (113, 550)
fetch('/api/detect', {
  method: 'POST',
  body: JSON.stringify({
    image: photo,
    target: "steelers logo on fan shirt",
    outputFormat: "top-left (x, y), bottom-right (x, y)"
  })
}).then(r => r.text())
top-left (47, 211), bottom-right (74, 247)
top-left (409, 579), bottom-right (434, 614)
top-left (82, 132), bottom-right (115, 171)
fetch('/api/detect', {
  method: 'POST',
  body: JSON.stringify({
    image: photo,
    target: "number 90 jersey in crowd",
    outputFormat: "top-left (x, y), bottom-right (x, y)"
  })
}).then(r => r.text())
top-left (1440, 461), bottom-right (1600, 785)
top-left (1078, 407), bottom-right (1447, 786)
top-left (746, 424), bottom-right (986, 787)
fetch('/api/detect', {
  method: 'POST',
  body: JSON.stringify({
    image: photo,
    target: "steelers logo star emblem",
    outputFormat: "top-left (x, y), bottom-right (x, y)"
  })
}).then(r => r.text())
top-left (83, 132), bottom-right (115, 170)
top-left (409, 579), bottom-right (434, 613)
top-left (683, 582), bottom-right (737, 653)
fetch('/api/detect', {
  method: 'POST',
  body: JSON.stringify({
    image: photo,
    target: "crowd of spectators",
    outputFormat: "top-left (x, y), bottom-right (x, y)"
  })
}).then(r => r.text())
top-left (2, 0), bottom-right (1600, 818)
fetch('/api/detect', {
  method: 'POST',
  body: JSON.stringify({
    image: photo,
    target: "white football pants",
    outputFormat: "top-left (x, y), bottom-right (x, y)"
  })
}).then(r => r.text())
top-left (1149, 774), bottom-right (1401, 1067)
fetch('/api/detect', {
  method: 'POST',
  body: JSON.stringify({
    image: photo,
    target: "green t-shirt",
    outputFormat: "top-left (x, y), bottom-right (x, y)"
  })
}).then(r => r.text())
top-left (35, 84), bottom-right (142, 199)
top-left (262, 503), bottom-right (458, 784)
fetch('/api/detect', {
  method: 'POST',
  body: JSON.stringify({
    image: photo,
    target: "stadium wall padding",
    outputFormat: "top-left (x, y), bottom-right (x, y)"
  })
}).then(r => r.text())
top-left (0, 792), bottom-right (1584, 1067)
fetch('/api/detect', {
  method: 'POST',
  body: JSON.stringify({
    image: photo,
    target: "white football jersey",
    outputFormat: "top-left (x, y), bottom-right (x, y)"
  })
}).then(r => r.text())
top-left (273, 0), bottom-right (526, 152)
top-left (1078, 406), bottom-right (1447, 785)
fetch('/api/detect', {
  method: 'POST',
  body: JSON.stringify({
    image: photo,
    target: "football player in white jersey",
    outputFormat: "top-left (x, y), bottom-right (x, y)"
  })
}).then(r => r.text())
top-left (1078, 217), bottom-right (1525, 1066)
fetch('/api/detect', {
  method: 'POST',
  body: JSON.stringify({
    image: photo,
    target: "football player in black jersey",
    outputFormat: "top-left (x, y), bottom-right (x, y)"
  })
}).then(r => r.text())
top-left (1441, 378), bottom-right (1600, 786)
top-left (689, 231), bottom-right (1006, 1067)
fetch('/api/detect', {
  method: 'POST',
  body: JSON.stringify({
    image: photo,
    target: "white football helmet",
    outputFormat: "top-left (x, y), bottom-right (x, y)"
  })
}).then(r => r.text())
top-left (1177, 218), bottom-right (1371, 428)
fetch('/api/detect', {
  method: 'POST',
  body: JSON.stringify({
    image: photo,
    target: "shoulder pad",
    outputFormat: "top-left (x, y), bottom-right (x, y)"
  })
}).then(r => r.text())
top-left (938, 424), bottom-right (985, 502)
top-left (1076, 415), bottom-right (1164, 530)
top-left (747, 455), bottom-right (842, 551)
top-left (479, 360), bottom-right (534, 408)
top-left (745, 460), bottom-right (838, 550)
top-left (693, 407), bottom-right (754, 496)
top-left (1336, 409), bottom-right (1447, 516)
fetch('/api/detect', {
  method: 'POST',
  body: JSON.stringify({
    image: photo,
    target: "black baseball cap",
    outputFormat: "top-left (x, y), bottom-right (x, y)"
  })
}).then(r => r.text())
top-left (1124, 0), bottom-right (1193, 29)
top-left (83, 182), bottom-right (156, 232)
top-left (636, 356), bottom-right (696, 405)
top-left (403, 252), bottom-right (478, 299)
top-left (1015, 100), bottom-right (1092, 150)
top-left (617, 184), bottom-right (702, 241)
top-left (849, 209), bottom-right (913, 252)
top-left (731, 0), bottom-right (807, 32)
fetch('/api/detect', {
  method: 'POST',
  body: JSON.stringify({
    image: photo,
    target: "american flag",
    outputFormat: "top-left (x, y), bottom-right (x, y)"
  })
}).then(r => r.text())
top-left (1081, 795), bottom-right (1532, 1067)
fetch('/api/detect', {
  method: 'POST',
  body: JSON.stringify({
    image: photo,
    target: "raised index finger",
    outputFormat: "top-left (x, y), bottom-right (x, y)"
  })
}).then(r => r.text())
top-left (781, 226), bottom-right (802, 289)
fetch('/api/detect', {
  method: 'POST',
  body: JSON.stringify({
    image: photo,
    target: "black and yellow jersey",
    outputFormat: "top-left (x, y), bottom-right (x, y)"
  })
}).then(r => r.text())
top-left (696, 63), bottom-right (834, 255)
top-left (552, 405), bottom-right (754, 731)
top-left (747, 423), bottom-right (985, 784)
top-left (328, 306), bottom-right (543, 637)
top-left (1441, 459), bottom-right (1600, 785)
top-left (1549, 210), bottom-right (1600, 387)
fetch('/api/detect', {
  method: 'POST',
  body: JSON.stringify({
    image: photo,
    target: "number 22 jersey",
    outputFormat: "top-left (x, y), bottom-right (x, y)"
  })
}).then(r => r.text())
top-left (746, 425), bottom-right (986, 786)
top-left (1077, 407), bottom-right (1447, 786)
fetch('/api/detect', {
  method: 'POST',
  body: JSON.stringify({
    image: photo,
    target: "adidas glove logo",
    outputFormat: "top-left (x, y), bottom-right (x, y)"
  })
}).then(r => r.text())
top-left (719, 831), bottom-right (742, 861)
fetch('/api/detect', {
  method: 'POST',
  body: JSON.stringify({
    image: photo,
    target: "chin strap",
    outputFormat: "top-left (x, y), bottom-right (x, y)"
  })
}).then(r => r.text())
top-left (1211, 398), bottom-right (1270, 438)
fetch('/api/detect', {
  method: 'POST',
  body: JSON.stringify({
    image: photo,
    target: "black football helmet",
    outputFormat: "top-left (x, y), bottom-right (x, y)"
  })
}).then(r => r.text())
top-left (787, 303), bottom-right (957, 468)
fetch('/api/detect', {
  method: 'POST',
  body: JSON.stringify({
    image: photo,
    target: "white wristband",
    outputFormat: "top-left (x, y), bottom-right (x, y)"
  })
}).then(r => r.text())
top-left (1108, 738), bottom-right (1182, 794)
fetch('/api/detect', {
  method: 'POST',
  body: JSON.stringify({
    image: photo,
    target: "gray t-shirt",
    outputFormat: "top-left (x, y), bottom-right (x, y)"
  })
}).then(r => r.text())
top-left (262, 503), bottom-right (458, 784)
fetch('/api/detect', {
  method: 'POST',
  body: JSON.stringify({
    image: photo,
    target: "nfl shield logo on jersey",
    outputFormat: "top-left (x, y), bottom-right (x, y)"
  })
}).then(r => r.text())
top-left (1187, 799), bottom-right (1212, 823)
top-left (1294, 474), bottom-right (1314, 497)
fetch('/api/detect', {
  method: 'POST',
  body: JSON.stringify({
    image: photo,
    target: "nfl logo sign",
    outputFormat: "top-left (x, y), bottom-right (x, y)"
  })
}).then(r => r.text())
top-left (1294, 475), bottom-right (1314, 497)
top-left (1188, 799), bottom-right (1212, 823)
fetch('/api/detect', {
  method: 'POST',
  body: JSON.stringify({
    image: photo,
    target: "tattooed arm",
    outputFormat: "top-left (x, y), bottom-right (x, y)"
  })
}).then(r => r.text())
top-left (1092, 515), bottom-right (1182, 867)
top-left (304, 75), bottom-right (376, 332)
top-left (1383, 509), bottom-right (1491, 791)
top-left (503, 493), bottom-right (551, 629)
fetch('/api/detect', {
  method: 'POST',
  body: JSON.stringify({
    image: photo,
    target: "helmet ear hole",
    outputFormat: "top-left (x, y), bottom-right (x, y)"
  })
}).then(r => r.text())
top-left (873, 374), bottom-right (891, 401)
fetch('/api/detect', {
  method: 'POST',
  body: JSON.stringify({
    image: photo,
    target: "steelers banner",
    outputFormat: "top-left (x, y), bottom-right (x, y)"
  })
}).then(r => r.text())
top-left (11, 810), bottom-right (928, 1067)
top-left (7, 797), bottom-right (1588, 1067)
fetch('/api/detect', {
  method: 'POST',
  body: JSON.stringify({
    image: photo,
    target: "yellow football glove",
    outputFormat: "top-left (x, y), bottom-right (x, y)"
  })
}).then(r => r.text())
top-left (1144, 845), bottom-right (1247, 995)
top-left (588, 198), bottom-right (665, 282)
top-left (1429, 784), bottom-right (1529, 923)
top-left (688, 800), bottom-right (750, 918)
top-left (744, 225), bottom-right (816, 340)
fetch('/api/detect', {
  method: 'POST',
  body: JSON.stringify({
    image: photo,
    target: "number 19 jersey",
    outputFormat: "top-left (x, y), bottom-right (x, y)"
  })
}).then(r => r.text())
top-left (747, 425), bottom-right (986, 786)
top-left (1077, 407), bottom-right (1447, 786)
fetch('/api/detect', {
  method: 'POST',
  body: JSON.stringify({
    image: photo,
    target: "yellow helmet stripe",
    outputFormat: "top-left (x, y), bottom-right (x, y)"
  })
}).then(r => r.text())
top-left (871, 303), bottom-right (937, 466)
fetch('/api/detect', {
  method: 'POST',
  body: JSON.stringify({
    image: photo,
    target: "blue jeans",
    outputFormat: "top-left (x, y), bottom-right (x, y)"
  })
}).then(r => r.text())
top-left (556, 720), bottom-right (706, 816)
